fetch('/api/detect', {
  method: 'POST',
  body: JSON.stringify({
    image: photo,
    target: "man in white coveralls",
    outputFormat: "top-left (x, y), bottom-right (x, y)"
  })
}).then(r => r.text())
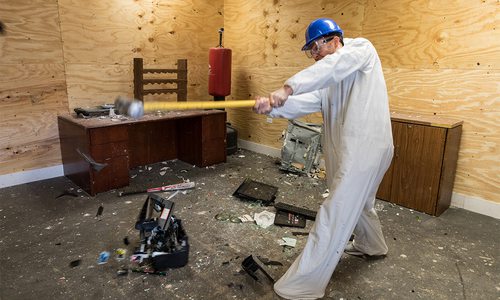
top-left (253, 18), bottom-right (394, 299)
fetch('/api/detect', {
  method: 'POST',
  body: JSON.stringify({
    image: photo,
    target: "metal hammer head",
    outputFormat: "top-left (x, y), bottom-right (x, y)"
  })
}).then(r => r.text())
top-left (114, 96), bottom-right (144, 118)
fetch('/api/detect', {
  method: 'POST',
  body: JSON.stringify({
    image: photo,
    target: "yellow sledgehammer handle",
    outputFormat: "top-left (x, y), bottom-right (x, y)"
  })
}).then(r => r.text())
top-left (114, 97), bottom-right (257, 118)
top-left (143, 100), bottom-right (256, 111)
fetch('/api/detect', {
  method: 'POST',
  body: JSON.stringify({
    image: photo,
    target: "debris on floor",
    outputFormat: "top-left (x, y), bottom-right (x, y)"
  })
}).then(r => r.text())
top-left (215, 212), bottom-right (243, 223)
top-left (133, 193), bottom-right (189, 271)
top-left (56, 189), bottom-right (79, 199)
top-left (233, 178), bottom-right (278, 206)
top-left (241, 255), bottom-right (276, 283)
top-left (98, 251), bottom-right (110, 264)
top-left (95, 204), bottom-right (104, 219)
top-left (274, 201), bottom-right (317, 221)
top-left (274, 210), bottom-right (306, 228)
top-left (238, 214), bottom-right (254, 223)
top-left (279, 237), bottom-right (297, 248)
top-left (2, 150), bottom-right (497, 299)
top-left (118, 181), bottom-right (195, 197)
top-left (253, 211), bottom-right (275, 229)
top-left (115, 248), bottom-right (127, 261)
top-left (69, 259), bottom-right (81, 268)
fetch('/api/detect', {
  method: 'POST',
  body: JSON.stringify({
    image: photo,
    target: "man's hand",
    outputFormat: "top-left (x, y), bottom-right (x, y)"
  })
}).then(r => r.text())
top-left (269, 85), bottom-right (293, 108)
top-left (253, 96), bottom-right (273, 114)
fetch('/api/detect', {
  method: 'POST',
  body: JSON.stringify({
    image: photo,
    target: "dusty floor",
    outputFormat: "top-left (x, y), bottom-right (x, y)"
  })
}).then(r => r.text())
top-left (0, 149), bottom-right (498, 300)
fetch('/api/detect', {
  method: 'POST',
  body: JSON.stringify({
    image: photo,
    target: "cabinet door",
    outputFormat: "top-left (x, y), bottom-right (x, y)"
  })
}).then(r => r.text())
top-left (391, 122), bottom-right (446, 214)
top-left (200, 113), bottom-right (227, 166)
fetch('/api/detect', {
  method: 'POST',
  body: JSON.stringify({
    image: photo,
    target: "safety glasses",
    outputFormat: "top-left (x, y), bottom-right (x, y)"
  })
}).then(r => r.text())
top-left (304, 37), bottom-right (334, 58)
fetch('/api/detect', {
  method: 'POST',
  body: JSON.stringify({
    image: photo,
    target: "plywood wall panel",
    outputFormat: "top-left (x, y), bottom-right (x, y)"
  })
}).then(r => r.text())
top-left (228, 66), bottom-right (294, 148)
top-left (384, 67), bottom-right (499, 201)
top-left (65, 64), bottom-right (132, 109)
top-left (0, 136), bottom-right (62, 173)
top-left (1, 82), bottom-right (68, 147)
top-left (0, 64), bottom-right (68, 175)
top-left (58, 0), bottom-right (223, 65)
top-left (363, 0), bottom-right (499, 69)
top-left (59, 0), bottom-right (223, 109)
top-left (227, 66), bottom-right (323, 148)
top-left (0, 0), bottom-right (63, 64)
top-left (224, 0), bottom-right (364, 68)
top-left (58, 0), bottom-right (155, 65)
top-left (227, 107), bottom-right (289, 147)
top-left (0, 1), bottom-right (67, 175)
top-left (454, 134), bottom-right (499, 202)
top-left (65, 61), bottom-right (213, 110)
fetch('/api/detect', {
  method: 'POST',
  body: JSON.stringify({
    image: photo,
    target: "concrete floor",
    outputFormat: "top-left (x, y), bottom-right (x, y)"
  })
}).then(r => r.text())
top-left (0, 149), bottom-right (498, 300)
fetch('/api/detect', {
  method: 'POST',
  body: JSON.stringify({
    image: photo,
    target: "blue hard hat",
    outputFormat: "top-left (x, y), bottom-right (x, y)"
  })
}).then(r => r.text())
top-left (302, 18), bottom-right (343, 51)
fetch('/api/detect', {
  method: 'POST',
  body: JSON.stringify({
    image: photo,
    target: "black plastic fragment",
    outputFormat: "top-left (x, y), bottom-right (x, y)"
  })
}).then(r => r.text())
top-left (69, 259), bottom-right (81, 268)
top-left (233, 179), bottom-right (278, 206)
top-left (241, 255), bottom-right (275, 283)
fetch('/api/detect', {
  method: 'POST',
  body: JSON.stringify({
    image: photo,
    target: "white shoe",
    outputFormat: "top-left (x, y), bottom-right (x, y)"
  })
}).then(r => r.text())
top-left (344, 242), bottom-right (387, 259)
top-left (344, 242), bottom-right (365, 257)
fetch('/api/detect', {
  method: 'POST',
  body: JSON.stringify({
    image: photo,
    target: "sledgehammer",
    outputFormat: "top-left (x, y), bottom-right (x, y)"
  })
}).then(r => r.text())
top-left (114, 96), bottom-right (256, 118)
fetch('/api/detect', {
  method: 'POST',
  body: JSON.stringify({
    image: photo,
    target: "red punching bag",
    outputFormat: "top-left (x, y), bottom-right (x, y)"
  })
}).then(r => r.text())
top-left (209, 28), bottom-right (232, 99)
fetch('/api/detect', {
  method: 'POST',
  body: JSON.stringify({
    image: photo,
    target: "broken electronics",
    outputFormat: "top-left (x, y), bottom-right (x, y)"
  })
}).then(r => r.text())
top-left (74, 105), bottom-right (118, 118)
top-left (280, 120), bottom-right (322, 174)
top-left (273, 210), bottom-right (306, 228)
top-left (132, 193), bottom-right (189, 271)
top-left (233, 178), bottom-right (278, 206)
top-left (274, 202), bottom-right (317, 221)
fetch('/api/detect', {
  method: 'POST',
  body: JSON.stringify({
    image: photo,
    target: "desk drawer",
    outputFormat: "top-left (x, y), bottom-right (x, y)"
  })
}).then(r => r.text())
top-left (201, 114), bottom-right (226, 141)
top-left (90, 126), bottom-right (127, 145)
top-left (90, 141), bottom-right (128, 161)
top-left (91, 155), bottom-right (129, 194)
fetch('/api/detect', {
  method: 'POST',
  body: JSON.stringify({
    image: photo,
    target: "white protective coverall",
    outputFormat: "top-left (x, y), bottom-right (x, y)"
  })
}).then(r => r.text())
top-left (269, 38), bottom-right (394, 299)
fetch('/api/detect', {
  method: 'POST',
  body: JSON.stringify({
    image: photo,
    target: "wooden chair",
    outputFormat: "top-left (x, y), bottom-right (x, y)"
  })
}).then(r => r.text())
top-left (133, 58), bottom-right (187, 101)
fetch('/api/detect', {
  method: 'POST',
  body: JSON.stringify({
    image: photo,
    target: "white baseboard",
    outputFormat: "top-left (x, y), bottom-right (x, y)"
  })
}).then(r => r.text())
top-left (0, 165), bottom-right (64, 189)
top-left (239, 139), bottom-right (499, 220)
top-left (451, 192), bottom-right (500, 219)
top-left (238, 138), bottom-right (281, 158)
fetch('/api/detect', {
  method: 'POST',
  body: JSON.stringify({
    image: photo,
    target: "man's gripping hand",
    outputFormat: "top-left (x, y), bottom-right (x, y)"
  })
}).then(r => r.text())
top-left (269, 85), bottom-right (293, 108)
top-left (253, 96), bottom-right (273, 114)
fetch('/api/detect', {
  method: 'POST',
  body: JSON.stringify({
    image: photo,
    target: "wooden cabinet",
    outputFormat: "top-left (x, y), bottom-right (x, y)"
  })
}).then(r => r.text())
top-left (376, 112), bottom-right (462, 216)
top-left (58, 110), bottom-right (226, 196)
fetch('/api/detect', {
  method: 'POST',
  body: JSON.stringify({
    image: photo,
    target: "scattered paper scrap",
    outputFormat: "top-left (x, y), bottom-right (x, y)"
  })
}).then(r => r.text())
top-left (238, 214), bottom-right (254, 223)
top-left (254, 211), bottom-right (275, 229)
top-left (279, 237), bottom-right (297, 247)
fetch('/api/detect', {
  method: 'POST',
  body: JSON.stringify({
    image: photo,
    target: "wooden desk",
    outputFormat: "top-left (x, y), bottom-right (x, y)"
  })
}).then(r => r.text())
top-left (58, 110), bottom-right (226, 195)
